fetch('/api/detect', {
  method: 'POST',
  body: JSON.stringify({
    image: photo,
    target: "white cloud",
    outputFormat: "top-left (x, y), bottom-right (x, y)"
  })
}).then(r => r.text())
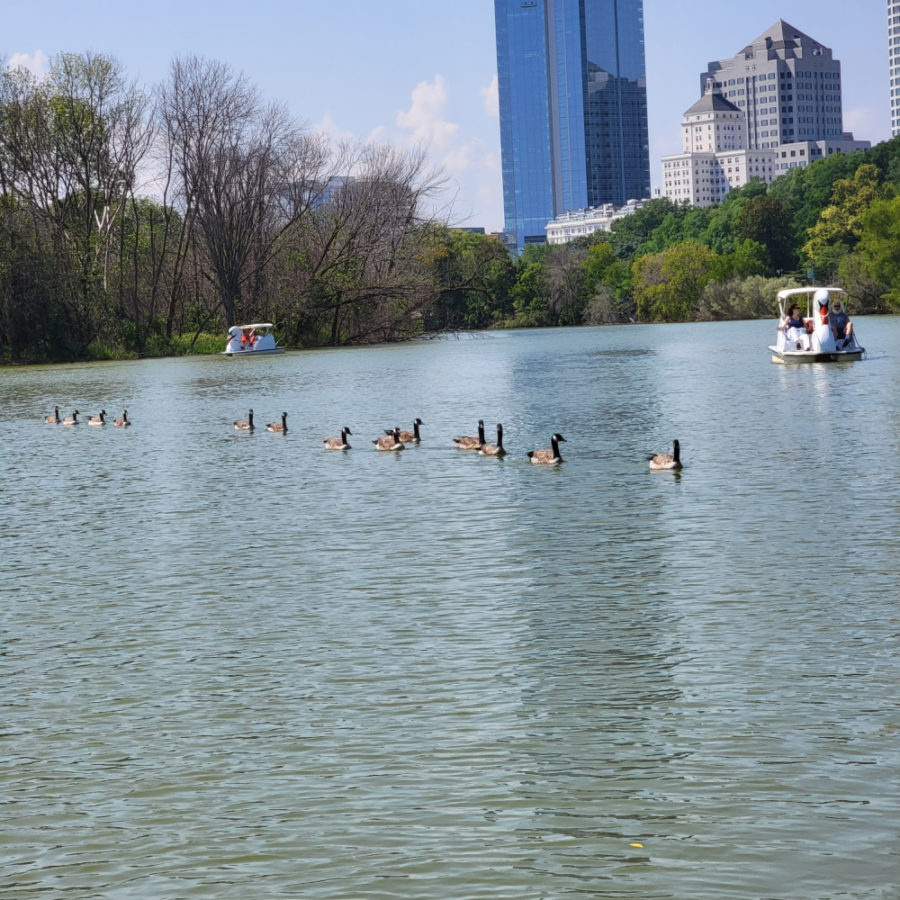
top-left (481, 75), bottom-right (499, 118)
top-left (314, 112), bottom-right (357, 146)
top-left (315, 75), bottom-right (504, 231)
top-left (7, 50), bottom-right (47, 76)
top-left (395, 75), bottom-right (458, 150)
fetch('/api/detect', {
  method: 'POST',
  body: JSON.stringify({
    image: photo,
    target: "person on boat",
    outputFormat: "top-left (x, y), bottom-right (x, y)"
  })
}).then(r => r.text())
top-left (781, 304), bottom-right (811, 350)
top-left (830, 298), bottom-right (853, 348)
top-left (240, 327), bottom-right (256, 349)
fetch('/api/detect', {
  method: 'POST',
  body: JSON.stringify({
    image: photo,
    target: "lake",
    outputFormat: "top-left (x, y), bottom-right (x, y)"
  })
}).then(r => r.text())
top-left (2, 319), bottom-right (899, 899)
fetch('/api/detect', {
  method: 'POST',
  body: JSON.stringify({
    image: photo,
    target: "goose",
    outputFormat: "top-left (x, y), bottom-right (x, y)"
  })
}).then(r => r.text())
top-left (527, 433), bottom-right (566, 466)
top-left (114, 410), bottom-right (130, 428)
top-left (324, 427), bottom-right (352, 450)
top-left (267, 412), bottom-right (288, 433)
top-left (234, 409), bottom-right (254, 431)
top-left (373, 427), bottom-right (405, 451)
top-left (453, 419), bottom-right (485, 450)
top-left (648, 439), bottom-right (682, 471)
top-left (393, 417), bottom-right (423, 444)
top-left (62, 410), bottom-right (79, 426)
top-left (44, 406), bottom-right (60, 424)
top-left (88, 410), bottom-right (107, 426)
top-left (479, 423), bottom-right (507, 457)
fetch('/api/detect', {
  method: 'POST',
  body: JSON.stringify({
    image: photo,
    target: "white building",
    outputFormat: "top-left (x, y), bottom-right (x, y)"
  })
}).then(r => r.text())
top-left (545, 199), bottom-right (649, 245)
top-left (662, 21), bottom-right (870, 207)
top-left (891, 1), bottom-right (900, 136)
top-left (662, 88), bottom-right (776, 206)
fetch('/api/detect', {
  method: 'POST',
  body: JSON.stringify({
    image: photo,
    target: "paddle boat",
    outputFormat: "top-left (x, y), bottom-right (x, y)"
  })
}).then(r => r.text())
top-left (769, 287), bottom-right (864, 364)
top-left (222, 323), bottom-right (285, 356)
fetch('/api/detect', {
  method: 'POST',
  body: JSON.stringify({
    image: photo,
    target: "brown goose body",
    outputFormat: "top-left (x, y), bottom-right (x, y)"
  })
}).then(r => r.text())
top-left (234, 409), bottom-right (254, 431)
top-left (373, 427), bottom-right (405, 451)
top-left (648, 439), bottom-right (682, 471)
top-left (45, 406), bottom-right (60, 424)
top-left (453, 419), bottom-right (485, 450)
top-left (324, 427), bottom-right (352, 450)
top-left (527, 433), bottom-right (566, 466)
top-left (394, 418), bottom-right (423, 443)
top-left (63, 410), bottom-right (79, 426)
top-left (89, 410), bottom-right (107, 426)
top-left (267, 412), bottom-right (288, 433)
top-left (479, 423), bottom-right (507, 457)
top-left (114, 410), bottom-right (130, 427)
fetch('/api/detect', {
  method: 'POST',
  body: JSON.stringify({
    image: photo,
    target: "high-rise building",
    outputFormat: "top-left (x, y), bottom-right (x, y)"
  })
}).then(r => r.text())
top-left (494, 0), bottom-right (650, 252)
top-left (662, 20), bottom-right (869, 207)
top-left (891, 1), bottom-right (900, 136)
top-left (662, 85), bottom-right (776, 207)
top-left (699, 20), bottom-right (868, 163)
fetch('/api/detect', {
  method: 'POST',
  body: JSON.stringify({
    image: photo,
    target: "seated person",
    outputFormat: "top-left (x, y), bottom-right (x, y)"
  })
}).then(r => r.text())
top-left (781, 304), bottom-right (811, 350)
top-left (830, 298), bottom-right (853, 348)
top-left (239, 327), bottom-right (256, 349)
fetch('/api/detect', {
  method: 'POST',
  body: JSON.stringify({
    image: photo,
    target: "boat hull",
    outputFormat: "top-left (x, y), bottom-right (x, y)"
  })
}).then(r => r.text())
top-left (222, 348), bottom-right (285, 357)
top-left (769, 346), bottom-right (864, 364)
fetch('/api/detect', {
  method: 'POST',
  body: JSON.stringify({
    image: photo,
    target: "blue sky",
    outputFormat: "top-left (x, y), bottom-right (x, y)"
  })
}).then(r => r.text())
top-left (4, 0), bottom-right (892, 233)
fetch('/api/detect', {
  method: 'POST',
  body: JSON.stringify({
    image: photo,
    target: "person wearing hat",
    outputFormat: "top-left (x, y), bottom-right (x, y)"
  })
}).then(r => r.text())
top-left (830, 298), bottom-right (853, 348)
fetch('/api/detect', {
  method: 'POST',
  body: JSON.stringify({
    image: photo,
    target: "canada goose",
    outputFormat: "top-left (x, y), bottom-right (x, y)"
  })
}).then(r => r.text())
top-left (648, 439), bottom-right (682, 471)
top-left (114, 410), bottom-right (130, 427)
top-left (527, 433), bottom-right (566, 466)
top-left (267, 412), bottom-right (288, 433)
top-left (394, 417), bottom-right (423, 443)
top-left (89, 410), bottom-right (106, 426)
top-left (62, 410), bottom-right (79, 426)
top-left (324, 427), bottom-right (352, 450)
top-left (234, 409), bottom-right (254, 431)
top-left (373, 427), bottom-right (405, 451)
top-left (44, 406), bottom-right (60, 424)
top-left (453, 419), bottom-right (485, 450)
top-left (479, 423), bottom-right (507, 457)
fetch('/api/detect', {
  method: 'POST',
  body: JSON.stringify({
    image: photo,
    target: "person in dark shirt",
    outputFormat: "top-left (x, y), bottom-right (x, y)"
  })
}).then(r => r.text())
top-left (782, 304), bottom-right (810, 350)
top-left (830, 298), bottom-right (853, 348)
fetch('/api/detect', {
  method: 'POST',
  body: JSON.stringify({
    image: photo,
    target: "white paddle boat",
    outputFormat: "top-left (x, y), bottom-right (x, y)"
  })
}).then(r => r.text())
top-left (223, 323), bottom-right (285, 356)
top-left (769, 287), bottom-right (864, 364)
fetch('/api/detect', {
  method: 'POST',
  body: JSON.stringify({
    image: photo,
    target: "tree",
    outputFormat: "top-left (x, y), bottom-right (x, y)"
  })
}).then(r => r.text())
top-left (838, 195), bottom-right (900, 312)
top-left (632, 241), bottom-right (720, 322)
top-left (0, 52), bottom-right (151, 358)
top-left (159, 55), bottom-right (328, 328)
top-left (423, 227), bottom-right (514, 331)
top-left (802, 163), bottom-right (893, 283)
top-left (734, 194), bottom-right (794, 273)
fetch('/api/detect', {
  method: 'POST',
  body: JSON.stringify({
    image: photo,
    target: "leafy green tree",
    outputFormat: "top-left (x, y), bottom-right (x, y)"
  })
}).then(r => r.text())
top-left (838, 195), bottom-right (900, 312)
top-left (632, 241), bottom-right (719, 322)
top-left (423, 227), bottom-right (514, 330)
top-left (607, 198), bottom-right (682, 259)
top-left (802, 163), bottom-right (893, 282)
top-left (734, 194), bottom-right (794, 272)
top-left (509, 260), bottom-right (549, 326)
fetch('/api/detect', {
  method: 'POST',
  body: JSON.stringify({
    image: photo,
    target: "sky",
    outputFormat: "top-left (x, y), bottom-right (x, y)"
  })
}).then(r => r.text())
top-left (4, 0), bottom-right (893, 234)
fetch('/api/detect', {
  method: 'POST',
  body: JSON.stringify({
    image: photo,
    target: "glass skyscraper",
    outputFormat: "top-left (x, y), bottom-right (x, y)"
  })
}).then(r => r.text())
top-left (495, 0), bottom-right (650, 251)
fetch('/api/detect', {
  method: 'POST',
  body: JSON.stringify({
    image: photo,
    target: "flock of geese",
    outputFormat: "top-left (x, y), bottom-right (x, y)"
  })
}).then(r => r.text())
top-left (43, 407), bottom-right (130, 428)
top-left (43, 405), bottom-right (682, 470)
top-left (232, 410), bottom-right (683, 470)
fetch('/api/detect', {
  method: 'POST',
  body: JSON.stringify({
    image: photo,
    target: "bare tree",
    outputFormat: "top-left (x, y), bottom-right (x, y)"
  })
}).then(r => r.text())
top-left (159, 56), bottom-right (328, 327)
top-left (278, 140), bottom-right (448, 345)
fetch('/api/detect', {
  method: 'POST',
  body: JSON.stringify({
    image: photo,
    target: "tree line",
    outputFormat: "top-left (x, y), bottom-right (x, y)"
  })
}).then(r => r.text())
top-left (1, 51), bottom-right (899, 363)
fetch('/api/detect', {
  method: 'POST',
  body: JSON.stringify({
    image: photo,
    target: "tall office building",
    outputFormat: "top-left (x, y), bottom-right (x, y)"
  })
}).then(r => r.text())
top-left (891, 1), bottom-right (900, 136)
top-left (494, 0), bottom-right (650, 252)
top-left (662, 20), bottom-right (869, 207)
top-left (699, 20), bottom-right (868, 160)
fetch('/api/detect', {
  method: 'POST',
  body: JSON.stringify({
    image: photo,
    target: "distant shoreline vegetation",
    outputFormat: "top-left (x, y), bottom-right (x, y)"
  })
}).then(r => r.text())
top-left (2, 51), bottom-right (899, 365)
